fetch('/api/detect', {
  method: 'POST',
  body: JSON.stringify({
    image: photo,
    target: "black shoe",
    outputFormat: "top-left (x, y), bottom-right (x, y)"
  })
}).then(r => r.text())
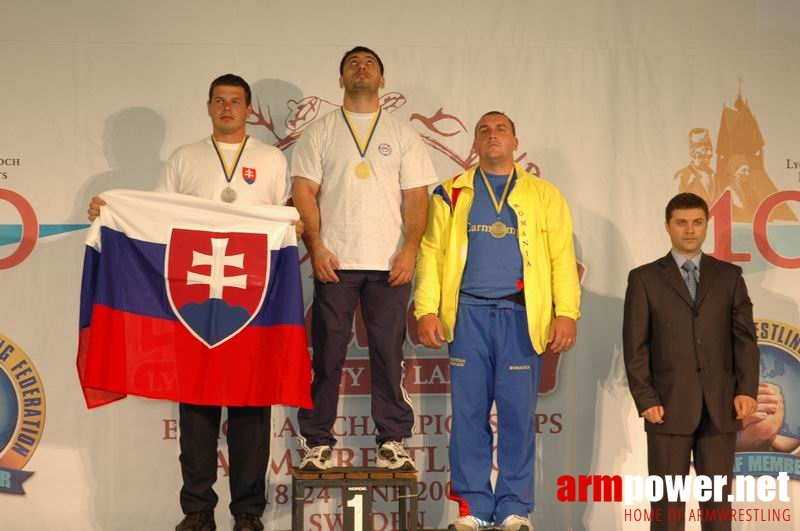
top-left (175, 511), bottom-right (216, 531)
top-left (233, 513), bottom-right (264, 531)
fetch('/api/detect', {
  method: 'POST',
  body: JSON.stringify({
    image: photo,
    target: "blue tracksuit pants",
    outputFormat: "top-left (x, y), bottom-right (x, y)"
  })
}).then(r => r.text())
top-left (448, 298), bottom-right (540, 523)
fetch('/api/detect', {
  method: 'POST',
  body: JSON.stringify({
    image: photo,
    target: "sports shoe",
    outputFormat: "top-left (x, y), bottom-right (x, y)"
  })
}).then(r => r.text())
top-left (298, 445), bottom-right (333, 471)
top-left (447, 515), bottom-right (494, 531)
top-left (233, 513), bottom-right (264, 531)
top-left (376, 441), bottom-right (416, 471)
top-left (497, 514), bottom-right (532, 531)
top-left (175, 511), bottom-right (216, 531)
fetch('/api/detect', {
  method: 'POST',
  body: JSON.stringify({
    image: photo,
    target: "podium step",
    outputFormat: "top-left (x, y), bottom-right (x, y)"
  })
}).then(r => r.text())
top-left (291, 466), bottom-right (420, 531)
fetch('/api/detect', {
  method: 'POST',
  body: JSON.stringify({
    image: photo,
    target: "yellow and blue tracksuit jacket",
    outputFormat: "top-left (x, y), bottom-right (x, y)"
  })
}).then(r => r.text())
top-left (413, 163), bottom-right (581, 353)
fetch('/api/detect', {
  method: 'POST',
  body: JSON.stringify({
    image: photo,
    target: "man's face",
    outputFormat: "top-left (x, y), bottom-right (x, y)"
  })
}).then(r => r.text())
top-left (665, 207), bottom-right (708, 257)
top-left (473, 113), bottom-right (518, 167)
top-left (339, 52), bottom-right (384, 94)
top-left (207, 85), bottom-right (251, 137)
top-left (690, 144), bottom-right (712, 168)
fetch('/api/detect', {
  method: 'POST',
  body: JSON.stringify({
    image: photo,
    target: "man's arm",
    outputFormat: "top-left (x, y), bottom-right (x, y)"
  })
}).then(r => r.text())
top-left (623, 269), bottom-right (662, 418)
top-left (544, 188), bottom-right (581, 352)
top-left (389, 185), bottom-right (429, 286)
top-left (414, 189), bottom-right (449, 348)
top-left (292, 176), bottom-right (339, 283)
top-left (731, 268), bottom-right (760, 400)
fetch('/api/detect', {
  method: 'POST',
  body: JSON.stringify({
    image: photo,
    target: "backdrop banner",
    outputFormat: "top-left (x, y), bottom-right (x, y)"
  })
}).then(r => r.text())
top-left (1, 1), bottom-right (798, 529)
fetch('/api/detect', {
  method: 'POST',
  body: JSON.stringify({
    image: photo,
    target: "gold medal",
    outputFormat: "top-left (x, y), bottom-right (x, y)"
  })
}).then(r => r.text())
top-left (489, 220), bottom-right (508, 238)
top-left (478, 167), bottom-right (516, 239)
top-left (355, 161), bottom-right (372, 179)
top-left (342, 108), bottom-right (381, 180)
top-left (220, 186), bottom-right (237, 203)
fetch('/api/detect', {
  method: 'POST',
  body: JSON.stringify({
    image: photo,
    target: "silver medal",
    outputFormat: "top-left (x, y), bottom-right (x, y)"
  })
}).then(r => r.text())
top-left (220, 186), bottom-right (237, 203)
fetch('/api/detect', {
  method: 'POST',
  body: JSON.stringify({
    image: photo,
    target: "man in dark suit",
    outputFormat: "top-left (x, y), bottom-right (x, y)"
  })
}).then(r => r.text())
top-left (623, 192), bottom-right (759, 531)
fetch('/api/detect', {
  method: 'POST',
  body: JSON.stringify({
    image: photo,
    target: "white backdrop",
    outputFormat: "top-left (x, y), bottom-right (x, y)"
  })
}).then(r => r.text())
top-left (1, 1), bottom-right (799, 529)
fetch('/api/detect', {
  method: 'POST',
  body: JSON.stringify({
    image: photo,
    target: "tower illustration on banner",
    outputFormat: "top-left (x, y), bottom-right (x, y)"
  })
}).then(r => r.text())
top-left (673, 83), bottom-right (797, 223)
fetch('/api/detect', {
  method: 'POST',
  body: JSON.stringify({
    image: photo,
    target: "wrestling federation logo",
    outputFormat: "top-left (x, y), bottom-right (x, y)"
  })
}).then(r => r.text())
top-left (0, 333), bottom-right (45, 495)
top-left (735, 319), bottom-right (800, 479)
top-left (165, 228), bottom-right (269, 348)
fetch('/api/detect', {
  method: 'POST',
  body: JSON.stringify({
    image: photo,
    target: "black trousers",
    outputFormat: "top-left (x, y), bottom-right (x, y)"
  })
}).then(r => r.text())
top-left (647, 403), bottom-right (736, 531)
top-left (179, 403), bottom-right (271, 515)
top-left (297, 270), bottom-right (414, 447)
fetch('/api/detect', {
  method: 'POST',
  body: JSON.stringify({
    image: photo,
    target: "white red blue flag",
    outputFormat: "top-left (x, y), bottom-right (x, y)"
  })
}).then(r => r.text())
top-left (76, 190), bottom-right (311, 408)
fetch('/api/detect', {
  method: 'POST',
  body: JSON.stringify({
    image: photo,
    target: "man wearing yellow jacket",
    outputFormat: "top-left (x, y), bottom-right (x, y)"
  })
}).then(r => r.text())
top-left (414, 111), bottom-right (581, 531)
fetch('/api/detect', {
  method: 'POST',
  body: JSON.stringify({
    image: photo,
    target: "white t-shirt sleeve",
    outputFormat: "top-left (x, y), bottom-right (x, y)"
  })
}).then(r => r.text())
top-left (272, 151), bottom-right (291, 205)
top-left (399, 126), bottom-right (439, 190)
top-left (154, 151), bottom-right (180, 193)
top-left (290, 122), bottom-right (324, 185)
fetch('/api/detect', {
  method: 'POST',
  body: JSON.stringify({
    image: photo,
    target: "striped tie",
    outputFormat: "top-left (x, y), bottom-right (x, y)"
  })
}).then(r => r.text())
top-left (682, 260), bottom-right (698, 302)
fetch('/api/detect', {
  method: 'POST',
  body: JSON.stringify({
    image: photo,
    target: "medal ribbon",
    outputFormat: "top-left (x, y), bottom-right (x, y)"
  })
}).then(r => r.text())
top-left (477, 167), bottom-right (516, 217)
top-left (341, 108), bottom-right (382, 158)
top-left (211, 135), bottom-right (249, 185)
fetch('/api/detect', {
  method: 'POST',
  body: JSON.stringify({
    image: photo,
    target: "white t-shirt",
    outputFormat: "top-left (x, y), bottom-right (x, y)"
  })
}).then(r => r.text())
top-left (291, 109), bottom-right (438, 270)
top-left (156, 136), bottom-right (289, 206)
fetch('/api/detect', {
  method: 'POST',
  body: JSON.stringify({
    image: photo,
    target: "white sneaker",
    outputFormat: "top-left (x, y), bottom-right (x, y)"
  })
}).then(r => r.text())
top-left (497, 515), bottom-right (532, 531)
top-left (447, 515), bottom-right (494, 531)
top-left (375, 441), bottom-right (416, 471)
top-left (298, 445), bottom-right (333, 471)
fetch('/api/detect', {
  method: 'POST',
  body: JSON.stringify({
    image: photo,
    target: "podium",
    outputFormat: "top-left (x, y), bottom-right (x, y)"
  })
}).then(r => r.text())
top-left (291, 467), bottom-right (419, 531)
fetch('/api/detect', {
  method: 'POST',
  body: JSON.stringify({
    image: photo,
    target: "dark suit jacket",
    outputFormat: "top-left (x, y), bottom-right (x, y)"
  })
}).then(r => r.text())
top-left (623, 252), bottom-right (759, 435)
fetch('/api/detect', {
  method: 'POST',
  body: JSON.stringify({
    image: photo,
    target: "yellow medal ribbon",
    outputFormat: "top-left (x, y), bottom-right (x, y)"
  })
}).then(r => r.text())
top-left (211, 135), bottom-right (249, 185)
top-left (341, 108), bottom-right (382, 157)
top-left (478, 167), bottom-right (515, 238)
top-left (477, 167), bottom-right (515, 217)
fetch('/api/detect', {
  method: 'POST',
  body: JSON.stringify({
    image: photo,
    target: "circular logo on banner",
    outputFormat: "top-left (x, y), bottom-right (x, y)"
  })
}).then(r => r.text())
top-left (734, 319), bottom-right (800, 479)
top-left (0, 333), bottom-right (46, 494)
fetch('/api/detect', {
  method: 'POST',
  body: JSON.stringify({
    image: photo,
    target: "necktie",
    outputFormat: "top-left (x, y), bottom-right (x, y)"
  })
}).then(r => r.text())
top-left (681, 260), bottom-right (698, 302)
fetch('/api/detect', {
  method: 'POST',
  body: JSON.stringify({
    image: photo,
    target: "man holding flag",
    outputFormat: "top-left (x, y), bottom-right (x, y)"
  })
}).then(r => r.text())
top-left (84, 74), bottom-right (306, 531)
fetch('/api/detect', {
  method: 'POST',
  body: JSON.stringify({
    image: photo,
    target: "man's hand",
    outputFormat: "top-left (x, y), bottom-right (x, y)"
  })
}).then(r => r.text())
top-left (293, 219), bottom-right (305, 239)
top-left (642, 405), bottom-right (665, 424)
top-left (309, 245), bottom-right (340, 283)
top-left (547, 315), bottom-right (577, 353)
top-left (417, 313), bottom-right (445, 349)
top-left (87, 196), bottom-right (106, 221)
top-left (388, 247), bottom-right (416, 286)
top-left (734, 394), bottom-right (758, 420)
top-left (736, 384), bottom-right (784, 451)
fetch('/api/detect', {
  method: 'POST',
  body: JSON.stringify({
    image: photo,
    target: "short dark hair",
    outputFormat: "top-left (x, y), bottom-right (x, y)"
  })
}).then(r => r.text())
top-left (339, 46), bottom-right (384, 76)
top-left (208, 74), bottom-right (251, 106)
top-left (665, 192), bottom-right (709, 222)
top-left (475, 111), bottom-right (516, 136)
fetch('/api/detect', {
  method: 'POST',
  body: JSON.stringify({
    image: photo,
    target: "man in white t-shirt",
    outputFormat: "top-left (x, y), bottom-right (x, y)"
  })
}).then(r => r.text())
top-left (292, 46), bottom-right (438, 471)
top-left (89, 74), bottom-right (290, 531)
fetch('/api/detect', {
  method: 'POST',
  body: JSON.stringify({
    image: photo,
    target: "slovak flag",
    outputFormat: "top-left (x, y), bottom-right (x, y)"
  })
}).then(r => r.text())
top-left (76, 189), bottom-right (311, 409)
